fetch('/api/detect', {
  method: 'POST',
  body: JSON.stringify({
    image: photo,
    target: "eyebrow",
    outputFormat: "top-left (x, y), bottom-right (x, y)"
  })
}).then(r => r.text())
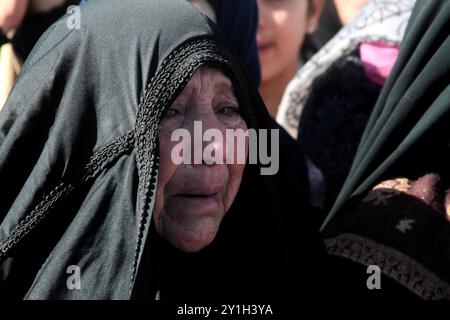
top-left (214, 81), bottom-right (236, 95)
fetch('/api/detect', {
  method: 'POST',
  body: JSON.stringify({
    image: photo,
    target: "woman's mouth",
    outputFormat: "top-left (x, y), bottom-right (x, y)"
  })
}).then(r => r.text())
top-left (172, 193), bottom-right (221, 214)
top-left (171, 183), bottom-right (223, 214)
top-left (258, 42), bottom-right (273, 57)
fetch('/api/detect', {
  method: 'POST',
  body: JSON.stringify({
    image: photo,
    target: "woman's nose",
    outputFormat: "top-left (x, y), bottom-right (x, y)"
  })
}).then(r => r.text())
top-left (257, 1), bottom-right (268, 30)
top-left (202, 132), bottom-right (226, 166)
top-left (185, 115), bottom-right (227, 165)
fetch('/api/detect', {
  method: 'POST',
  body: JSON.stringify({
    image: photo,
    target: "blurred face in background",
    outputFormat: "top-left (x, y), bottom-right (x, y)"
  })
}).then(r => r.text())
top-left (333, 0), bottom-right (369, 26)
top-left (29, 0), bottom-right (65, 12)
top-left (0, 0), bottom-right (28, 34)
top-left (257, 0), bottom-right (323, 116)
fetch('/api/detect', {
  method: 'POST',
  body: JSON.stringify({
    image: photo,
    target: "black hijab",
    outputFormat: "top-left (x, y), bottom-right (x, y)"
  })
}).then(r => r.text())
top-left (206, 0), bottom-right (261, 85)
top-left (0, 0), bottom-right (325, 300)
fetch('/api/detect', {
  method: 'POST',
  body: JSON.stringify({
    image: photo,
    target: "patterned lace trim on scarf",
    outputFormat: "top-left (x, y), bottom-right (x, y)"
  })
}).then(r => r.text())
top-left (326, 233), bottom-right (450, 300)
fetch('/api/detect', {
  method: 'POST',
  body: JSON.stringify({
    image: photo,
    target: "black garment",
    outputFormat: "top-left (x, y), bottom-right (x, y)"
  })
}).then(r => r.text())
top-left (322, 0), bottom-right (450, 299)
top-left (298, 48), bottom-right (383, 212)
top-left (0, 31), bottom-right (8, 47)
top-left (206, 0), bottom-right (261, 86)
top-left (0, 0), bottom-right (326, 300)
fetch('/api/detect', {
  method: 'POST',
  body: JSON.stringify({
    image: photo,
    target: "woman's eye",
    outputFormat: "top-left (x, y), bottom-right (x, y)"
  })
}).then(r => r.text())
top-left (164, 108), bottom-right (182, 118)
top-left (217, 105), bottom-right (241, 116)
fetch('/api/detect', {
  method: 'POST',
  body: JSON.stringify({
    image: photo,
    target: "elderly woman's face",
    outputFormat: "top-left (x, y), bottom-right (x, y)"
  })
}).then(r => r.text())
top-left (154, 67), bottom-right (248, 253)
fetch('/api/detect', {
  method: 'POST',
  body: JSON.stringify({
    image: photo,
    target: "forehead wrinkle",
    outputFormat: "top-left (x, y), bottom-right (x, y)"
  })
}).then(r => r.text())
top-left (177, 68), bottom-right (237, 112)
top-left (197, 67), bottom-right (232, 92)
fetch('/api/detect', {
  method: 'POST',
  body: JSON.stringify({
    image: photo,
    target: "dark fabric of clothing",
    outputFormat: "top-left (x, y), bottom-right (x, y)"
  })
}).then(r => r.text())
top-left (298, 48), bottom-right (383, 213)
top-left (0, 0), bottom-right (326, 300)
top-left (322, 0), bottom-right (450, 299)
top-left (327, 174), bottom-right (450, 299)
top-left (206, 0), bottom-right (261, 86)
top-left (0, 31), bottom-right (9, 47)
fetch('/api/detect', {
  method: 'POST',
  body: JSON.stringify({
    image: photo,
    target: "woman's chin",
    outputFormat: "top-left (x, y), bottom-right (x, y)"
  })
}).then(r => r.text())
top-left (166, 219), bottom-right (220, 253)
top-left (173, 237), bottom-right (214, 253)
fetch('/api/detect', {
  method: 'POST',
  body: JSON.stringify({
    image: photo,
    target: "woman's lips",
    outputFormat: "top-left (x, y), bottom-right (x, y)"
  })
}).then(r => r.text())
top-left (172, 193), bottom-right (221, 213)
top-left (258, 42), bottom-right (273, 57)
top-left (178, 184), bottom-right (222, 196)
top-left (171, 183), bottom-right (223, 213)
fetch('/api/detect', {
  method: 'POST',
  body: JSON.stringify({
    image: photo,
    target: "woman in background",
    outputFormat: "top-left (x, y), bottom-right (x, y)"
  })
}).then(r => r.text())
top-left (302, 0), bottom-right (369, 61)
top-left (278, 0), bottom-right (416, 212)
top-left (0, 0), bottom-right (78, 110)
top-left (257, 0), bottom-right (323, 118)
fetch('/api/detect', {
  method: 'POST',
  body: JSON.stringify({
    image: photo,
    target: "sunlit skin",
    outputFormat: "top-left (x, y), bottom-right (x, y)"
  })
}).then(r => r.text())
top-left (0, 0), bottom-right (28, 34)
top-left (155, 67), bottom-right (248, 253)
top-left (0, 0), bottom-right (67, 34)
top-left (257, 0), bottom-right (323, 117)
top-left (334, 0), bottom-right (369, 26)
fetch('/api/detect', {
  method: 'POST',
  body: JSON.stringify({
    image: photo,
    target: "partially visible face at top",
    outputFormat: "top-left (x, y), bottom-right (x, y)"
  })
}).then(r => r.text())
top-left (334, 0), bottom-right (369, 26)
top-left (154, 67), bottom-right (248, 253)
top-left (0, 0), bottom-right (29, 34)
top-left (257, 0), bottom-right (323, 84)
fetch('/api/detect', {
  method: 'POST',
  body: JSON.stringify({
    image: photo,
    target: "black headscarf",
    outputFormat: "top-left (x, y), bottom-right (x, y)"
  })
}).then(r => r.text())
top-left (0, 0), bottom-right (325, 300)
top-left (321, 0), bottom-right (450, 299)
top-left (206, 0), bottom-right (261, 86)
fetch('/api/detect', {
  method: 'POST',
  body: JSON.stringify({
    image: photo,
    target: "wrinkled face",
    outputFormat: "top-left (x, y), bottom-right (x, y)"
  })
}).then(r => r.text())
top-left (154, 67), bottom-right (248, 253)
top-left (257, 0), bottom-right (316, 83)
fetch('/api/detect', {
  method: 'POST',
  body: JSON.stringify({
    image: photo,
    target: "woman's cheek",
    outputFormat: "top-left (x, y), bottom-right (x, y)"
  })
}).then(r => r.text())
top-left (224, 162), bottom-right (245, 213)
top-left (154, 132), bottom-right (178, 224)
top-left (223, 120), bottom-right (248, 213)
